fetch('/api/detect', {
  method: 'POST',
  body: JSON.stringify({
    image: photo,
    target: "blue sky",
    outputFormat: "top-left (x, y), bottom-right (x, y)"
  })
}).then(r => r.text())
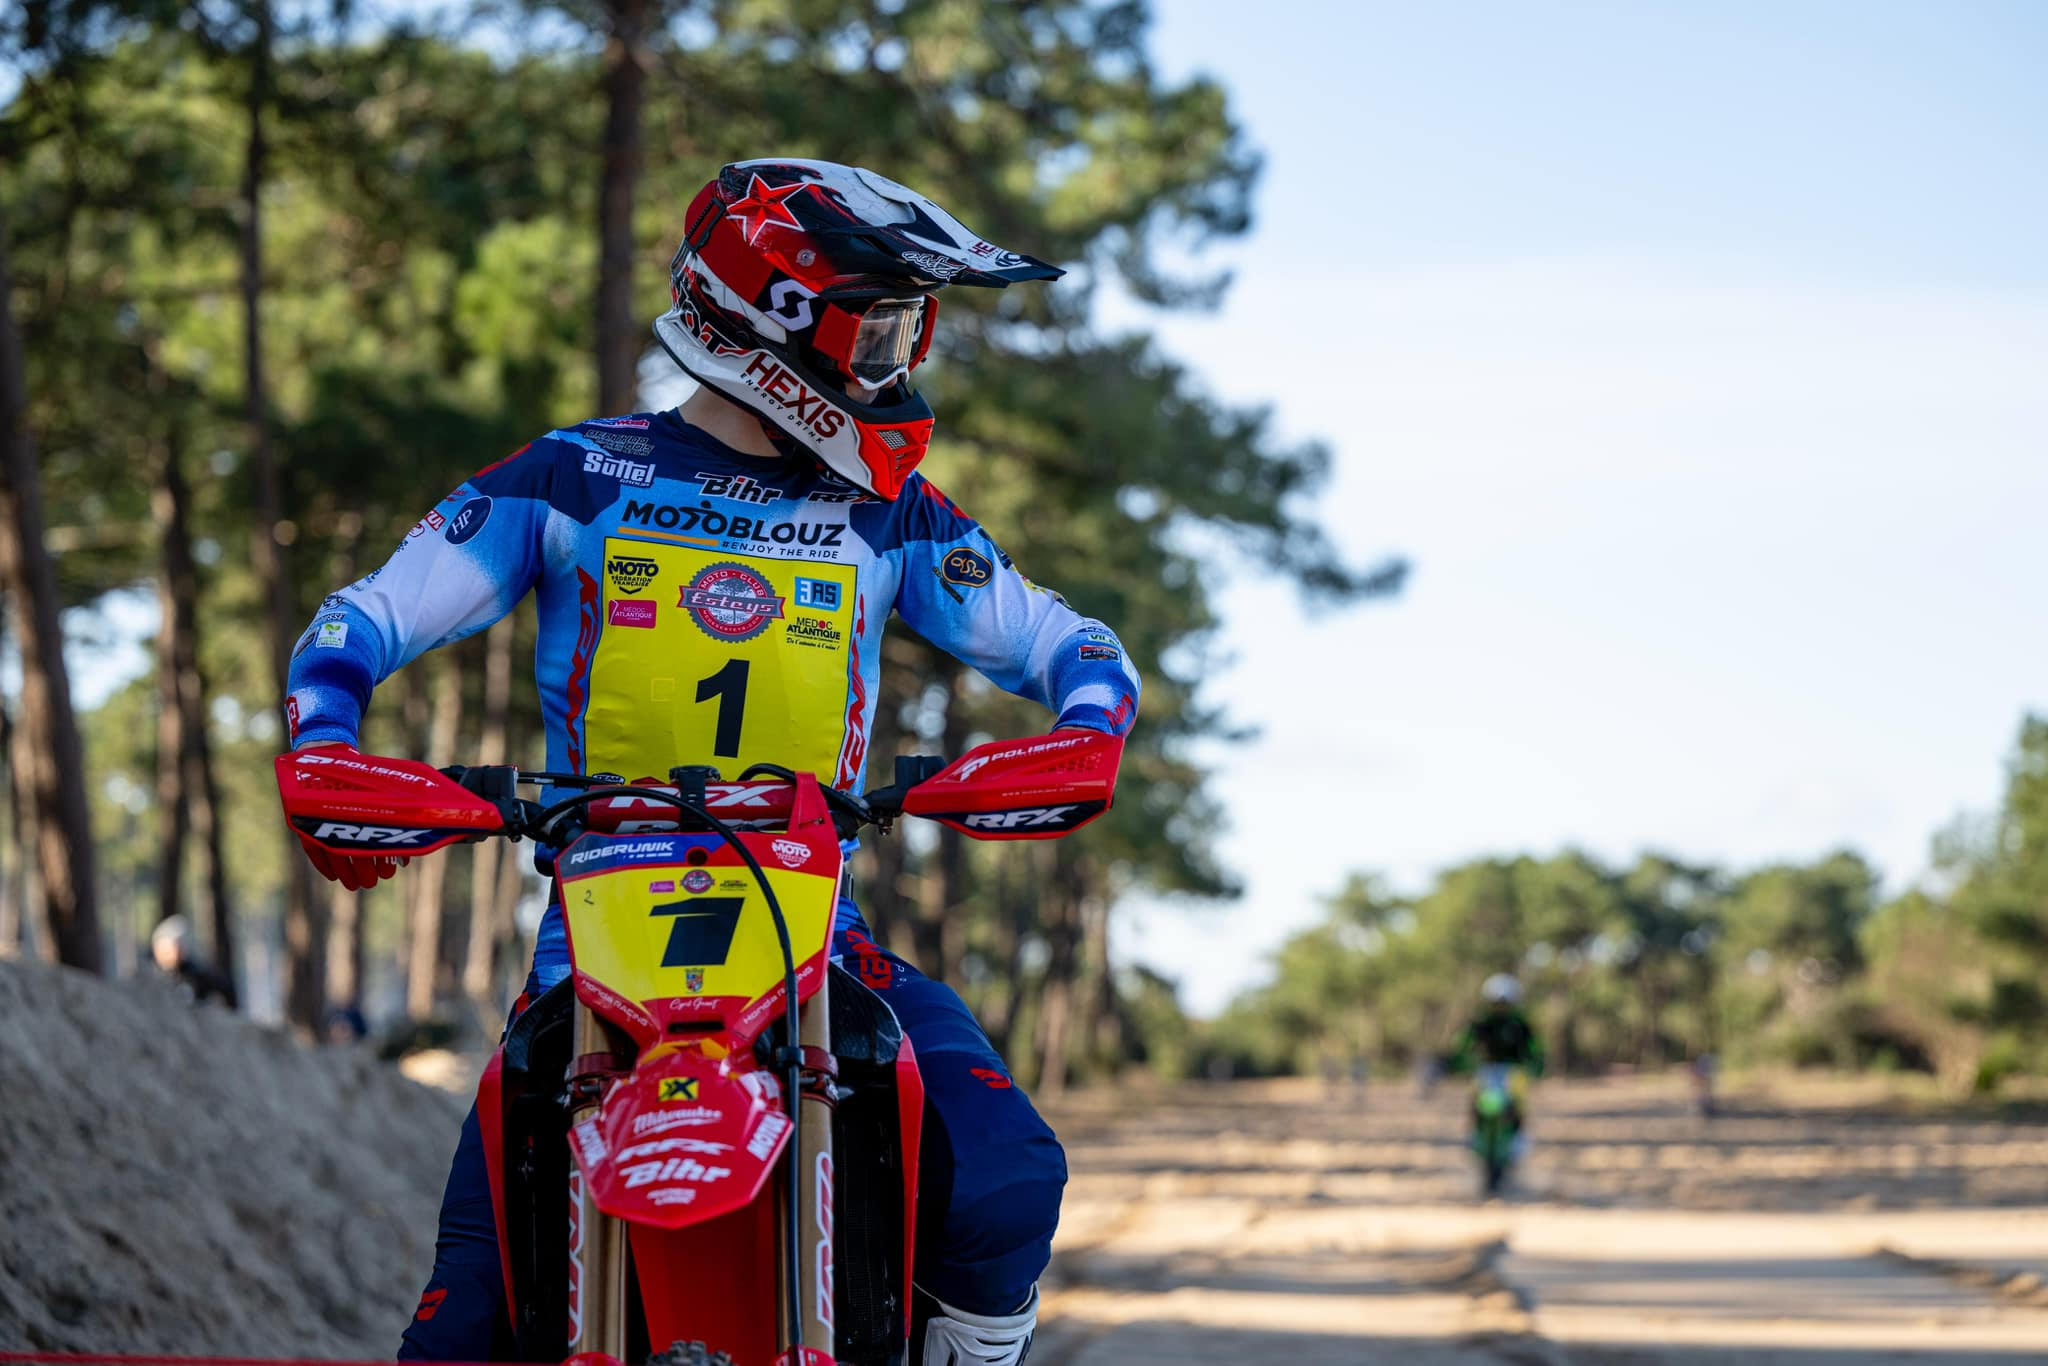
top-left (1104, 1), bottom-right (2048, 1012)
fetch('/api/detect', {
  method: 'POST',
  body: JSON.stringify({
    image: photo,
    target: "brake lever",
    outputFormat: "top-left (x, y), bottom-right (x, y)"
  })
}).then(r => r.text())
top-left (444, 763), bottom-right (529, 833)
top-left (860, 754), bottom-right (947, 827)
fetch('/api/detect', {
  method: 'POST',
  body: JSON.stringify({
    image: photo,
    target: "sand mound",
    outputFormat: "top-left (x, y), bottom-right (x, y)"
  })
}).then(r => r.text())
top-left (0, 958), bottom-right (466, 1357)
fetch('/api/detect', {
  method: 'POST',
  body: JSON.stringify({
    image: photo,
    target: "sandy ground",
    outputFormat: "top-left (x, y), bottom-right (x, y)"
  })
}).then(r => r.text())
top-left (1036, 1077), bottom-right (2048, 1365)
top-left (0, 960), bottom-right (462, 1357)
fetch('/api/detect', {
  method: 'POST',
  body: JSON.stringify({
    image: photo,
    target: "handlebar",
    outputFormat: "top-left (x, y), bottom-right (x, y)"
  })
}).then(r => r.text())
top-left (277, 730), bottom-right (1124, 860)
top-left (441, 752), bottom-right (952, 846)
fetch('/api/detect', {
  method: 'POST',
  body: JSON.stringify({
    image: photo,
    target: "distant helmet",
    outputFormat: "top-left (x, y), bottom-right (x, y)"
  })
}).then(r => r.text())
top-left (150, 914), bottom-right (192, 970)
top-left (1481, 973), bottom-right (1522, 1006)
top-left (654, 158), bottom-right (1062, 499)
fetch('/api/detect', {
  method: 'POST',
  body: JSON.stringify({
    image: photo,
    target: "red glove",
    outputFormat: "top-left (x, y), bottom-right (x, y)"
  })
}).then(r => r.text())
top-left (298, 836), bottom-right (410, 891)
top-left (292, 742), bottom-right (411, 890)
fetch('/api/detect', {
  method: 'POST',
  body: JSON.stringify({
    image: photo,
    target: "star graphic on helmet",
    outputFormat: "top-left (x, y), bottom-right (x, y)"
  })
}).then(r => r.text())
top-left (725, 174), bottom-right (807, 245)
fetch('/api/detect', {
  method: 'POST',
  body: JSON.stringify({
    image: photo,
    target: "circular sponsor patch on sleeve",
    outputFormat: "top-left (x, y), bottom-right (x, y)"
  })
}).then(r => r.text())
top-left (941, 547), bottom-right (993, 588)
top-left (445, 495), bottom-right (494, 545)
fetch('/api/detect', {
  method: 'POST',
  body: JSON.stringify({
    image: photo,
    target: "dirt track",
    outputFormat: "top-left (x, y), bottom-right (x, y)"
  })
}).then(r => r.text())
top-left (1037, 1077), bottom-right (2048, 1365)
top-left (7, 955), bottom-right (2046, 1362)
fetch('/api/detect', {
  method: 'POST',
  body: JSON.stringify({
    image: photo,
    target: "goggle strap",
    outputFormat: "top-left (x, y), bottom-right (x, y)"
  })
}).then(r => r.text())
top-left (908, 293), bottom-right (939, 372)
top-left (811, 303), bottom-right (862, 378)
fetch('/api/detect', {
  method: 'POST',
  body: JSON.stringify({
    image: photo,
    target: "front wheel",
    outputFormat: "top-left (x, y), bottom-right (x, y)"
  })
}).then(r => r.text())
top-left (646, 1342), bottom-right (735, 1366)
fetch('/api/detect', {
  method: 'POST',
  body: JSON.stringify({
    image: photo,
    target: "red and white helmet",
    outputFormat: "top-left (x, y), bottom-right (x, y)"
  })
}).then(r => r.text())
top-left (654, 158), bottom-right (1062, 499)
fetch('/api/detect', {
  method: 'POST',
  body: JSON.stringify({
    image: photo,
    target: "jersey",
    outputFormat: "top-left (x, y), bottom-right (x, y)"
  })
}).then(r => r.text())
top-left (283, 411), bottom-right (1140, 788)
top-left (1446, 1009), bottom-right (1546, 1076)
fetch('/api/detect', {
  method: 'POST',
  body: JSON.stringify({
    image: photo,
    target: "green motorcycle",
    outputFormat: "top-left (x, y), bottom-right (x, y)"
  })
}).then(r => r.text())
top-left (1470, 1064), bottom-right (1524, 1196)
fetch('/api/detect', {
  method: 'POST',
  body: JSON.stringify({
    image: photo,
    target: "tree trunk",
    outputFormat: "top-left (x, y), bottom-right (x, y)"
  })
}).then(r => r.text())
top-left (1032, 847), bottom-right (1088, 1098)
top-left (462, 616), bottom-right (517, 1016)
top-left (596, 0), bottom-right (650, 414)
top-left (324, 882), bottom-right (361, 1013)
top-left (0, 217), bottom-right (100, 972)
top-left (185, 691), bottom-right (235, 1004)
top-left (152, 536), bottom-right (190, 931)
top-left (859, 635), bottom-right (916, 956)
top-left (153, 429), bottom-right (237, 1003)
top-left (908, 659), bottom-right (967, 979)
top-left (406, 655), bottom-right (464, 1019)
top-left (1082, 888), bottom-right (1119, 1070)
top-left (240, 0), bottom-right (320, 1029)
top-left (993, 843), bottom-right (1050, 1063)
top-left (3, 688), bottom-right (46, 962)
top-left (0, 636), bottom-right (18, 960)
top-left (980, 850), bottom-right (1028, 1055)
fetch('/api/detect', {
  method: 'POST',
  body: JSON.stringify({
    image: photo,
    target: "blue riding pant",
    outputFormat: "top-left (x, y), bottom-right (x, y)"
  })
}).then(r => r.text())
top-left (397, 900), bottom-right (1065, 1360)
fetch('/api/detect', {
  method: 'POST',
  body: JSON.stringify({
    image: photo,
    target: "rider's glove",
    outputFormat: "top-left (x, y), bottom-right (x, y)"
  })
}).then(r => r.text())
top-left (292, 743), bottom-right (412, 890)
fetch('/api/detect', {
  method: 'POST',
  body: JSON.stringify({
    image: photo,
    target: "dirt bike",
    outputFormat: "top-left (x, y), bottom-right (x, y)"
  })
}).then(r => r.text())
top-left (276, 730), bottom-right (1122, 1366)
top-left (1470, 1063), bottom-right (1522, 1197)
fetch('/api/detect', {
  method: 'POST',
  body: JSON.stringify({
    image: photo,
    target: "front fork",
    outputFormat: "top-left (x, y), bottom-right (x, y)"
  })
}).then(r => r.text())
top-left (564, 982), bottom-right (839, 1365)
top-left (782, 972), bottom-right (838, 1363)
top-left (568, 1004), bottom-right (629, 1361)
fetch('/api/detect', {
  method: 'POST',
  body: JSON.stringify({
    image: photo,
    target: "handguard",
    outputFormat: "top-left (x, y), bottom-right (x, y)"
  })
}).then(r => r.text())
top-left (276, 747), bottom-right (506, 857)
top-left (900, 730), bottom-right (1123, 840)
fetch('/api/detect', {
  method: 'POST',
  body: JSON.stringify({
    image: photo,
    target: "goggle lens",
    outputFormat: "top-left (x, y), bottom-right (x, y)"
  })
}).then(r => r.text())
top-left (848, 298), bottom-right (926, 387)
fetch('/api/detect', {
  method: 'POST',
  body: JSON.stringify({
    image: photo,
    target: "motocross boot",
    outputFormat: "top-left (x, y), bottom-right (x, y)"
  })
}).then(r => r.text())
top-left (914, 1284), bottom-right (1038, 1366)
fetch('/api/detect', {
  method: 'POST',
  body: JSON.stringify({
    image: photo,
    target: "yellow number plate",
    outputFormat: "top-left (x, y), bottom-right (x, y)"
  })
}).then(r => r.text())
top-left (559, 833), bottom-right (840, 1044)
top-left (586, 536), bottom-right (857, 781)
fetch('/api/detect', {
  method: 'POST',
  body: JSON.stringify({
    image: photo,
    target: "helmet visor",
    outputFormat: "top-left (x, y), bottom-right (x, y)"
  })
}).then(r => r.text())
top-left (846, 297), bottom-right (927, 389)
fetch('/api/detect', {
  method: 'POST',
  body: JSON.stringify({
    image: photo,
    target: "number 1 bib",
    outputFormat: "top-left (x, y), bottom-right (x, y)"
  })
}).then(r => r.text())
top-left (583, 536), bottom-right (858, 780)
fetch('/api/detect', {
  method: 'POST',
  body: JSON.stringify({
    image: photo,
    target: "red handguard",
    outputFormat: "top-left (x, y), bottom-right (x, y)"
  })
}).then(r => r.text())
top-left (901, 729), bottom-right (1123, 839)
top-left (276, 744), bottom-right (505, 884)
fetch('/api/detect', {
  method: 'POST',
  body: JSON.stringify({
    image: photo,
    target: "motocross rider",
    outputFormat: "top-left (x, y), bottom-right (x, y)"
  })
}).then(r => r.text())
top-left (1443, 973), bottom-right (1547, 1140)
top-left (281, 159), bottom-right (1140, 1365)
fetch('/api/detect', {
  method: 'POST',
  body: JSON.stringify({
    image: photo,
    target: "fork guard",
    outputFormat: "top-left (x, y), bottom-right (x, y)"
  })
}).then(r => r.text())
top-left (482, 966), bottom-right (923, 1366)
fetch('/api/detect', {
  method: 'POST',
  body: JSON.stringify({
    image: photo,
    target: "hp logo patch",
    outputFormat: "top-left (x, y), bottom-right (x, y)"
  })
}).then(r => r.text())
top-left (445, 496), bottom-right (493, 546)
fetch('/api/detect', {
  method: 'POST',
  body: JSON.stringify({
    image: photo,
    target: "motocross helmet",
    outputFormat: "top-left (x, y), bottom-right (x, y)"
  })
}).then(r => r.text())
top-left (654, 158), bottom-right (1063, 500)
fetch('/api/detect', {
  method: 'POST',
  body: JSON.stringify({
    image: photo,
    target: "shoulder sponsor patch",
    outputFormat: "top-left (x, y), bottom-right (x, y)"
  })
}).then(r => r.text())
top-left (583, 450), bottom-right (656, 486)
top-left (590, 429), bottom-right (654, 457)
top-left (941, 547), bottom-right (993, 588)
top-left (315, 621), bottom-right (349, 649)
top-left (1079, 643), bottom-right (1120, 662)
top-left (445, 496), bottom-right (493, 545)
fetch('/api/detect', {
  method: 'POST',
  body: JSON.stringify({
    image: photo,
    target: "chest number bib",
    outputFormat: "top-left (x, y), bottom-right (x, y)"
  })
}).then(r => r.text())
top-left (585, 537), bottom-right (857, 780)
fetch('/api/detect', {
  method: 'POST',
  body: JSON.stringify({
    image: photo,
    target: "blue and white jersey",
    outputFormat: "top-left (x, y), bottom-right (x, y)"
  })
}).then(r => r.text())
top-left (285, 411), bottom-right (1139, 787)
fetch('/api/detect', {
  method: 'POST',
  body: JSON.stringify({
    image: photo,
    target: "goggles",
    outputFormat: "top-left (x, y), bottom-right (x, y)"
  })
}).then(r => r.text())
top-left (808, 291), bottom-right (937, 394)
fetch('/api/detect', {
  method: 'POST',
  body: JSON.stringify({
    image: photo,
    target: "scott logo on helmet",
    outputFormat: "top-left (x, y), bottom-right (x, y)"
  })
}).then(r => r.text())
top-left (741, 355), bottom-right (846, 441)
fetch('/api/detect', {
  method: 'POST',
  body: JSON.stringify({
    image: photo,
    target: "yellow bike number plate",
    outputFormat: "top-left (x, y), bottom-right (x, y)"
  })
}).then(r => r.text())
top-left (564, 858), bottom-right (839, 1013)
top-left (586, 537), bottom-right (856, 781)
